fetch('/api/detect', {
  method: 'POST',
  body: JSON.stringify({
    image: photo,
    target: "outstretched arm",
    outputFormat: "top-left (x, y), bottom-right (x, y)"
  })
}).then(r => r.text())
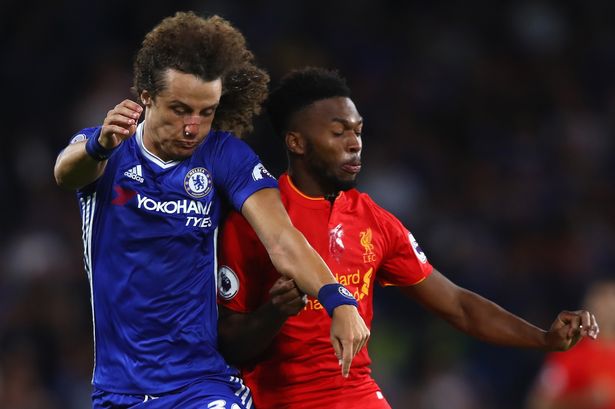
top-left (241, 188), bottom-right (370, 376)
top-left (401, 269), bottom-right (598, 350)
top-left (54, 99), bottom-right (142, 189)
top-left (218, 277), bottom-right (306, 364)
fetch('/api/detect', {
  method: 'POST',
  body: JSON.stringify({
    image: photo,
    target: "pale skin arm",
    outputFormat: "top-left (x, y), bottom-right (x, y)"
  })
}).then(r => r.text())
top-left (241, 188), bottom-right (370, 376)
top-left (401, 269), bottom-right (599, 350)
top-left (54, 99), bottom-right (142, 190)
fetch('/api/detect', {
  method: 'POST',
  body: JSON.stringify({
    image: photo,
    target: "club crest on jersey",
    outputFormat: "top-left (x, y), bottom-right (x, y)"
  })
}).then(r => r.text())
top-left (360, 228), bottom-right (376, 263)
top-left (218, 266), bottom-right (239, 300)
top-left (184, 167), bottom-right (212, 198)
top-left (408, 233), bottom-right (428, 263)
top-left (252, 163), bottom-right (274, 181)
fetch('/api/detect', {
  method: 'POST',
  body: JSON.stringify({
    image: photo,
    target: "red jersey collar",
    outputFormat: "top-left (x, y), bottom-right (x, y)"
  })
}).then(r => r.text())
top-left (279, 173), bottom-right (346, 209)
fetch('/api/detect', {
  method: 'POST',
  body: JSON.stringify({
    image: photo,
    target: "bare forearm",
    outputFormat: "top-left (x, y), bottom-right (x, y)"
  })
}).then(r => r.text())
top-left (218, 306), bottom-right (287, 364)
top-left (54, 141), bottom-right (106, 190)
top-left (265, 226), bottom-right (336, 297)
top-left (404, 271), bottom-right (548, 349)
top-left (446, 289), bottom-right (547, 349)
top-left (241, 189), bottom-right (337, 297)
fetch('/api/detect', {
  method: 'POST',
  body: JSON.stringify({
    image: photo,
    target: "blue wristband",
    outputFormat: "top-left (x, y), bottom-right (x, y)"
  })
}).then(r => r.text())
top-left (85, 129), bottom-right (117, 161)
top-left (317, 283), bottom-right (359, 317)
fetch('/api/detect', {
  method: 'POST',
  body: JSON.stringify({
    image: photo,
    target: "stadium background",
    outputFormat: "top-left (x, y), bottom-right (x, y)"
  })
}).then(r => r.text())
top-left (1, 1), bottom-right (614, 408)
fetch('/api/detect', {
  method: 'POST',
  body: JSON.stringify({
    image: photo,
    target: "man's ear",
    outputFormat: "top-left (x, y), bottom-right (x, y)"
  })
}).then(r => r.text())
top-left (140, 90), bottom-right (152, 107)
top-left (285, 131), bottom-right (305, 155)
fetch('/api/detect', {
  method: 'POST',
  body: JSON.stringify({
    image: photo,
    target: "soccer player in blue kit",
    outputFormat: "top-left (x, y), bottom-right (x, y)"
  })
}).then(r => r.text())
top-left (53, 12), bottom-right (369, 409)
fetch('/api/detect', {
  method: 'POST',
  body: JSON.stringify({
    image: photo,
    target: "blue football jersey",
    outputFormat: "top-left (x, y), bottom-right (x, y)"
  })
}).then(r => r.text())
top-left (72, 123), bottom-right (277, 394)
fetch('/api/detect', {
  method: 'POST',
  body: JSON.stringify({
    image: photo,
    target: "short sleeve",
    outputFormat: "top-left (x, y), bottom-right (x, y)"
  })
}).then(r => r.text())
top-left (375, 206), bottom-right (433, 287)
top-left (69, 127), bottom-right (104, 195)
top-left (68, 126), bottom-right (101, 145)
top-left (217, 211), bottom-right (271, 313)
top-left (212, 134), bottom-right (278, 211)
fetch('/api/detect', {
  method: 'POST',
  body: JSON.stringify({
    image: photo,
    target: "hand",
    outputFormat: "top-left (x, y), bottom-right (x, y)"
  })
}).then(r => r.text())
top-left (330, 305), bottom-right (370, 377)
top-left (268, 277), bottom-right (307, 317)
top-left (100, 100), bottom-right (143, 149)
top-left (545, 310), bottom-right (599, 351)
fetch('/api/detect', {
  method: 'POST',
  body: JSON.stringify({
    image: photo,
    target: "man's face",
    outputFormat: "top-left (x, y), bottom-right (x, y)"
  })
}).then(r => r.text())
top-left (141, 68), bottom-right (222, 161)
top-left (292, 97), bottom-right (363, 192)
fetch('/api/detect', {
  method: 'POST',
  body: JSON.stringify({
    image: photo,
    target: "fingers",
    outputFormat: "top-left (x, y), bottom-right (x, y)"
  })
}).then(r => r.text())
top-left (268, 277), bottom-right (298, 296)
top-left (330, 305), bottom-right (370, 378)
top-left (269, 277), bottom-right (306, 316)
top-left (589, 313), bottom-right (599, 339)
top-left (332, 337), bottom-right (343, 371)
top-left (340, 338), bottom-right (354, 378)
top-left (552, 310), bottom-right (600, 349)
top-left (101, 100), bottom-right (143, 147)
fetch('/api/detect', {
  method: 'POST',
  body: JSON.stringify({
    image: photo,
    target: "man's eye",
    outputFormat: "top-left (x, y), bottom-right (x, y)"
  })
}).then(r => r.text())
top-left (332, 130), bottom-right (344, 136)
top-left (172, 107), bottom-right (187, 115)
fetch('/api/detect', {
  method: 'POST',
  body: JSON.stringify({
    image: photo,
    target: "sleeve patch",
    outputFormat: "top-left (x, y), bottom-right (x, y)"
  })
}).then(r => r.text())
top-left (252, 162), bottom-right (275, 181)
top-left (218, 265), bottom-right (240, 300)
top-left (70, 133), bottom-right (87, 144)
top-left (409, 233), bottom-right (428, 263)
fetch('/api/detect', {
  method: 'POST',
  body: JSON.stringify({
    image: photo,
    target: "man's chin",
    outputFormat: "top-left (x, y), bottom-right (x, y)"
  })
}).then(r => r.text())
top-left (336, 177), bottom-right (358, 192)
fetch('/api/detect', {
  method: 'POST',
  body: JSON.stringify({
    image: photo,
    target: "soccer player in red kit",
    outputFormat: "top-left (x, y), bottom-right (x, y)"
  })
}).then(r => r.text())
top-left (216, 67), bottom-right (600, 409)
top-left (527, 280), bottom-right (615, 409)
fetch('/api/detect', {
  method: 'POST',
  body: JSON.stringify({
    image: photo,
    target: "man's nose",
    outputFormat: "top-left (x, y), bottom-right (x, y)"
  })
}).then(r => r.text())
top-left (347, 132), bottom-right (362, 152)
top-left (184, 116), bottom-right (202, 136)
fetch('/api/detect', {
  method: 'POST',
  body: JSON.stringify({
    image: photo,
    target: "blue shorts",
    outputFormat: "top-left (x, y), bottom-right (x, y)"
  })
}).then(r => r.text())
top-left (92, 376), bottom-right (253, 409)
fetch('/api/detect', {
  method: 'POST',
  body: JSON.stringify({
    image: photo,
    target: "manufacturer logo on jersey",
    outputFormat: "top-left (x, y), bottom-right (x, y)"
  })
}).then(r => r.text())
top-left (218, 266), bottom-right (239, 300)
top-left (408, 233), bottom-right (427, 263)
top-left (251, 163), bottom-right (274, 181)
top-left (360, 228), bottom-right (376, 263)
top-left (124, 165), bottom-right (144, 183)
top-left (359, 267), bottom-right (373, 300)
top-left (329, 223), bottom-right (345, 262)
top-left (184, 167), bottom-right (212, 198)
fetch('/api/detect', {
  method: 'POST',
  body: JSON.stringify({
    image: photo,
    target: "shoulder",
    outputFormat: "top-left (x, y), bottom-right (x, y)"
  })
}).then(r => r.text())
top-left (346, 189), bottom-right (394, 218)
top-left (69, 126), bottom-right (101, 144)
top-left (208, 130), bottom-right (250, 151)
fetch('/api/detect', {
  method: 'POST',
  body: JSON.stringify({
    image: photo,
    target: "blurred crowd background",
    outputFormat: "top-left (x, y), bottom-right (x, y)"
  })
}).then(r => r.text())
top-left (1, 1), bottom-right (614, 408)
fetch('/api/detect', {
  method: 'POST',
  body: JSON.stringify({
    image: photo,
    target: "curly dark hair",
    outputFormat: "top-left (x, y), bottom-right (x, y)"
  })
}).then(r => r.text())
top-left (266, 67), bottom-right (351, 138)
top-left (133, 11), bottom-right (269, 137)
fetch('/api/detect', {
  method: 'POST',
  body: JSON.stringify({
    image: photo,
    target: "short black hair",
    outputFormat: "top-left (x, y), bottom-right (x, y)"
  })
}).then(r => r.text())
top-left (266, 67), bottom-right (351, 137)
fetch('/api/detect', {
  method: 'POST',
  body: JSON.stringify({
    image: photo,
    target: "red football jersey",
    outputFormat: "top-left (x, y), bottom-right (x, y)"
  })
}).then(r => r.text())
top-left (218, 174), bottom-right (433, 408)
top-left (535, 338), bottom-right (615, 409)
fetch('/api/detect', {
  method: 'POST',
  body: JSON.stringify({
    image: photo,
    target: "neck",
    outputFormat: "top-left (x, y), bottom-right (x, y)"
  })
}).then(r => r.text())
top-left (287, 165), bottom-right (337, 198)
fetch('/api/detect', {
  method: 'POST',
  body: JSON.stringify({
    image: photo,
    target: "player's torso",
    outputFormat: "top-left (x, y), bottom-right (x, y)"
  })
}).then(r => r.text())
top-left (284, 191), bottom-right (381, 323)
top-left (82, 129), bottom-right (232, 392)
top-left (248, 183), bottom-right (385, 383)
top-left (90, 133), bottom-right (224, 299)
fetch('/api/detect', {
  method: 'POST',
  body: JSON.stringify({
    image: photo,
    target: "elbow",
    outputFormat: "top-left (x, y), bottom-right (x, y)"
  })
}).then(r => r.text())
top-left (53, 168), bottom-right (76, 190)
top-left (54, 169), bottom-right (67, 188)
top-left (53, 166), bottom-right (68, 188)
top-left (53, 158), bottom-right (72, 189)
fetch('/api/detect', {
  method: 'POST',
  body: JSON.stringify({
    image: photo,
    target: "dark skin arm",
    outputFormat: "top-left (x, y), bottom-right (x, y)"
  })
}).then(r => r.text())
top-left (219, 268), bottom-right (599, 364)
top-left (218, 277), bottom-right (306, 364)
top-left (402, 269), bottom-right (599, 351)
